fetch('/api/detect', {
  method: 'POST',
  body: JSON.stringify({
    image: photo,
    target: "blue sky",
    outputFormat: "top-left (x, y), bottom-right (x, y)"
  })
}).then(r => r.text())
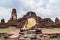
top-left (0, 0), bottom-right (60, 22)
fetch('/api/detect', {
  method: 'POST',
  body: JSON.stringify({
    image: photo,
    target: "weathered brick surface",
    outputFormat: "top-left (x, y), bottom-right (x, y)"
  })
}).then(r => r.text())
top-left (0, 9), bottom-right (60, 28)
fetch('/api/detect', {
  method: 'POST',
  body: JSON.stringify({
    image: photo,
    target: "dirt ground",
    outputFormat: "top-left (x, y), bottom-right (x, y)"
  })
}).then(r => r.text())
top-left (42, 28), bottom-right (60, 34)
top-left (0, 28), bottom-right (60, 40)
top-left (8, 28), bottom-right (60, 35)
top-left (0, 28), bottom-right (60, 38)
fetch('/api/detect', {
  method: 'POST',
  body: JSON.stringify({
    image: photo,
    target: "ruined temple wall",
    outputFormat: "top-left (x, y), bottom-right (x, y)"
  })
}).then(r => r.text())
top-left (0, 19), bottom-right (8, 28)
top-left (17, 11), bottom-right (56, 28)
top-left (1, 9), bottom-right (60, 28)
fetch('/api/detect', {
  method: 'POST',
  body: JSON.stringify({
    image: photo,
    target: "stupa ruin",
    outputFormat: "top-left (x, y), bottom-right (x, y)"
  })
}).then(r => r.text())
top-left (0, 8), bottom-right (60, 40)
top-left (0, 8), bottom-right (60, 28)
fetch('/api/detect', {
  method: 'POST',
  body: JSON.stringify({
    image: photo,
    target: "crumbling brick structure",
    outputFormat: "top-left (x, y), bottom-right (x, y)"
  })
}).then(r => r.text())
top-left (17, 11), bottom-right (54, 28)
top-left (0, 19), bottom-right (8, 28)
top-left (7, 8), bottom-right (18, 26)
top-left (0, 8), bottom-right (60, 28)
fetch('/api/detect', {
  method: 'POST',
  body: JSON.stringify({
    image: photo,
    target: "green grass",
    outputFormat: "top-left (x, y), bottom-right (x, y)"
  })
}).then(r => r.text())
top-left (0, 27), bottom-right (16, 40)
top-left (42, 28), bottom-right (60, 30)
top-left (0, 36), bottom-right (4, 40)
top-left (0, 27), bottom-right (16, 33)
top-left (56, 38), bottom-right (59, 40)
top-left (56, 37), bottom-right (60, 40)
top-left (51, 37), bottom-right (60, 40)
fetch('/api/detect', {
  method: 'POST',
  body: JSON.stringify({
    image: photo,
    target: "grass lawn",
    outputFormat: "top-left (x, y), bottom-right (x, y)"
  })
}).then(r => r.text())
top-left (0, 27), bottom-right (16, 33)
top-left (0, 27), bottom-right (16, 40)
top-left (57, 37), bottom-right (60, 40)
top-left (0, 36), bottom-right (4, 40)
top-left (51, 37), bottom-right (60, 40)
top-left (42, 28), bottom-right (60, 31)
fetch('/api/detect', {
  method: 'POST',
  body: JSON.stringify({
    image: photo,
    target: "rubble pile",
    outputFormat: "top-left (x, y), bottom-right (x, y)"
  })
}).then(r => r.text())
top-left (19, 28), bottom-right (44, 40)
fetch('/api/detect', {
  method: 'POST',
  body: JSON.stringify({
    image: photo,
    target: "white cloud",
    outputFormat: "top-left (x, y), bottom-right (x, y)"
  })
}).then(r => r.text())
top-left (0, 0), bottom-right (13, 4)
top-left (18, 0), bottom-right (60, 18)
top-left (19, 0), bottom-right (47, 9)
top-left (17, 8), bottom-right (27, 18)
top-left (0, 7), bottom-right (11, 22)
top-left (31, 7), bottom-right (54, 17)
top-left (0, 0), bottom-right (60, 22)
top-left (19, 0), bottom-right (53, 16)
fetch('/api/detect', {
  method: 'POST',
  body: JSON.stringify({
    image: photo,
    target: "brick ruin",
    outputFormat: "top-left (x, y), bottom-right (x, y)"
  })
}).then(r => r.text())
top-left (0, 8), bottom-right (60, 28)
top-left (0, 8), bottom-right (60, 40)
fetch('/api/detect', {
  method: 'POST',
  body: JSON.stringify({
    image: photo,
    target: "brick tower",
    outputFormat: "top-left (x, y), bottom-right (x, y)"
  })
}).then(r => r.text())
top-left (7, 8), bottom-right (17, 26)
top-left (11, 8), bottom-right (17, 20)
